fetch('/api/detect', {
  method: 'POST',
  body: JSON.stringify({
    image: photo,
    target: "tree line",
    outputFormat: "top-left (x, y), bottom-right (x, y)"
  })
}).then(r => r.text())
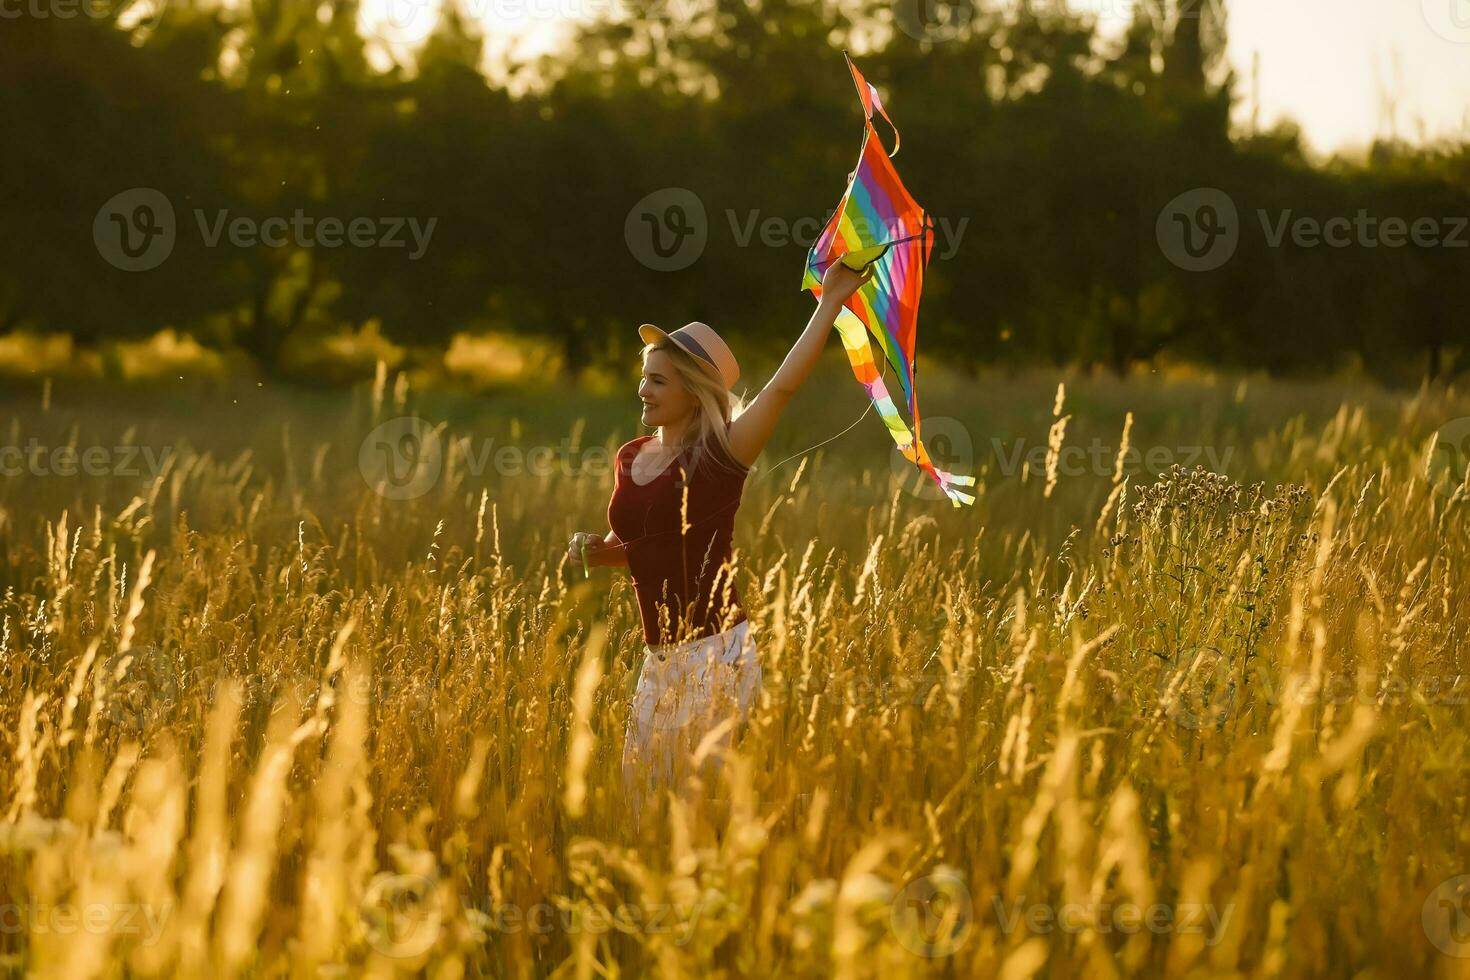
top-left (2, 0), bottom-right (1466, 383)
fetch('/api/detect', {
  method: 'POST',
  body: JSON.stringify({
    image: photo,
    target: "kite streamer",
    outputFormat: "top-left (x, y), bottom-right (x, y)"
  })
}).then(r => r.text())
top-left (802, 52), bottom-right (976, 507)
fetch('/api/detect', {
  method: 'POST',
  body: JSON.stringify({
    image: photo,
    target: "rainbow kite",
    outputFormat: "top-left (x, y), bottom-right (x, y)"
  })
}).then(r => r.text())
top-left (802, 52), bottom-right (976, 507)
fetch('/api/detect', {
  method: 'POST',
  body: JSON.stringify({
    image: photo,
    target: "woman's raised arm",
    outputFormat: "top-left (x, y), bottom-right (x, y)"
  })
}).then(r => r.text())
top-left (726, 262), bottom-right (872, 468)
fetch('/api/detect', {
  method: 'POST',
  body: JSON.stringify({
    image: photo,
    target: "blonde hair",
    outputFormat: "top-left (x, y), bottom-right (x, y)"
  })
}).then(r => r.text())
top-left (642, 340), bottom-right (749, 472)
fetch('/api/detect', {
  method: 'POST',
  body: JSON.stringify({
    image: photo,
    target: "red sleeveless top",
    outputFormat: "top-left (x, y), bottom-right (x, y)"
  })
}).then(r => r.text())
top-left (608, 431), bottom-right (750, 647)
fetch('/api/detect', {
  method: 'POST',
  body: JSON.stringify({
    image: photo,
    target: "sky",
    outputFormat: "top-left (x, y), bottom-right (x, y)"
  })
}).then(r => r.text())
top-left (359, 0), bottom-right (1470, 157)
top-left (1076, 0), bottom-right (1470, 155)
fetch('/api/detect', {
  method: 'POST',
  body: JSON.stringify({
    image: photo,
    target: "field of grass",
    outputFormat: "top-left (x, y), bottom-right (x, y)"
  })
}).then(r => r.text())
top-left (1, 361), bottom-right (1469, 978)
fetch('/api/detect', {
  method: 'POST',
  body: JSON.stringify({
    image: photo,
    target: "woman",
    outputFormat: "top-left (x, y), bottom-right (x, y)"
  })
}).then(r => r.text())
top-left (565, 260), bottom-right (872, 819)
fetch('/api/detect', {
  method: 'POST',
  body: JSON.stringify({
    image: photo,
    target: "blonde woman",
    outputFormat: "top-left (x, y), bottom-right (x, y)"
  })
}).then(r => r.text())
top-left (565, 261), bottom-right (871, 820)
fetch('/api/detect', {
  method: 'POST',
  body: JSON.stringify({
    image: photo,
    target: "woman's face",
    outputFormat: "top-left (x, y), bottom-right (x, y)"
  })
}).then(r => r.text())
top-left (639, 348), bottom-right (697, 429)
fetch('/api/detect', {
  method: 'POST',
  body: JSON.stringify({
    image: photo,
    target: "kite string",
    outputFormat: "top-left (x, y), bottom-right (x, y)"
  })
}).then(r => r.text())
top-left (756, 279), bottom-right (888, 473)
top-left (762, 394), bottom-right (874, 473)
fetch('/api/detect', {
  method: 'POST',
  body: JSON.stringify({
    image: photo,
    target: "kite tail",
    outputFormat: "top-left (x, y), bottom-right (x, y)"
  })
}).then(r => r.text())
top-left (833, 309), bottom-right (977, 507)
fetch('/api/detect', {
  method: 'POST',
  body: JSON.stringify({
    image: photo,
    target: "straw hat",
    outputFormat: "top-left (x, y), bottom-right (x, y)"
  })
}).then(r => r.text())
top-left (638, 321), bottom-right (739, 389)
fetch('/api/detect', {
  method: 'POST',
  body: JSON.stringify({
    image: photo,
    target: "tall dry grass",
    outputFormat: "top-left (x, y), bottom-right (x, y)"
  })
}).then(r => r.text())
top-left (1, 366), bottom-right (1468, 977)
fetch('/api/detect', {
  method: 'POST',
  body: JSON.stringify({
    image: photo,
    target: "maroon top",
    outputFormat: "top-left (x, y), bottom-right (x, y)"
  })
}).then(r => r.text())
top-left (608, 431), bottom-right (750, 647)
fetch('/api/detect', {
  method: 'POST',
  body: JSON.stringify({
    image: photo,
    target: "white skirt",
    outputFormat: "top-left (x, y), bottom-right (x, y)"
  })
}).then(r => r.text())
top-left (621, 618), bottom-right (761, 816)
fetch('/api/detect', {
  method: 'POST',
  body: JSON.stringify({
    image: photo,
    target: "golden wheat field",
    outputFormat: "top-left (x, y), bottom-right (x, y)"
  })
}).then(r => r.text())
top-left (2, 363), bottom-right (1469, 979)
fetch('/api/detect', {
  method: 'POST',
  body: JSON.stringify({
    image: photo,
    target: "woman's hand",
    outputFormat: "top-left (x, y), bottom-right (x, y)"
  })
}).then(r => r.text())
top-left (566, 531), bottom-right (619, 569)
top-left (820, 258), bottom-right (874, 306)
top-left (566, 531), bottom-right (599, 567)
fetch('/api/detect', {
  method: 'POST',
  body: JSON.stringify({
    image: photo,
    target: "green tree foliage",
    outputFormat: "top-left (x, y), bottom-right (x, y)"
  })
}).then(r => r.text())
top-left (1, 0), bottom-right (1465, 380)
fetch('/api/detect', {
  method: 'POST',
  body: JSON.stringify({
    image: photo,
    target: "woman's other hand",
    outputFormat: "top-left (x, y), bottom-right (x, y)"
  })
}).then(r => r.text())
top-left (566, 531), bottom-right (617, 568)
top-left (566, 531), bottom-right (598, 566)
